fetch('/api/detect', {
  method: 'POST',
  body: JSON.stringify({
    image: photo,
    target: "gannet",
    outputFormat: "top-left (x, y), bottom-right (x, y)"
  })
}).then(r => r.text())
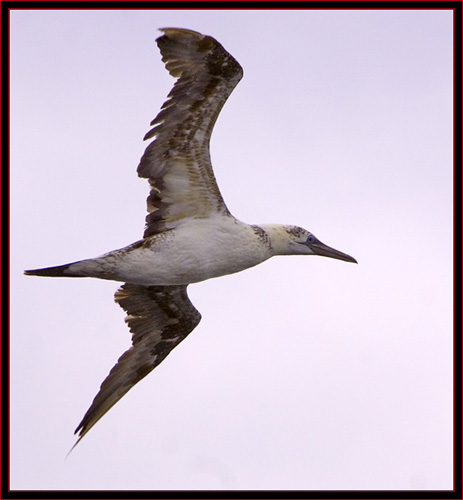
top-left (25, 28), bottom-right (357, 444)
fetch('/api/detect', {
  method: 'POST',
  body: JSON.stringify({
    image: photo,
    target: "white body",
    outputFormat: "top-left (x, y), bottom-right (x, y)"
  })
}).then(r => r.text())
top-left (68, 217), bottom-right (275, 286)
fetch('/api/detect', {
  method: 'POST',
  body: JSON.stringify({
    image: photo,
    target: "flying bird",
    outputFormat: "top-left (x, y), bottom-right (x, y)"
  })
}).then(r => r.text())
top-left (25, 28), bottom-right (357, 445)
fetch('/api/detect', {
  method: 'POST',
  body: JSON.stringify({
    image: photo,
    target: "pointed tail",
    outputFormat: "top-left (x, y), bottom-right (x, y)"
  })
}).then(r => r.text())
top-left (24, 263), bottom-right (83, 278)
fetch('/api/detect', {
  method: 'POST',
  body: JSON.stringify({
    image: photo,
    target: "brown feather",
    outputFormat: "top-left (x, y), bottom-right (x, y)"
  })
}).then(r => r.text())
top-left (137, 28), bottom-right (243, 237)
top-left (74, 284), bottom-right (201, 442)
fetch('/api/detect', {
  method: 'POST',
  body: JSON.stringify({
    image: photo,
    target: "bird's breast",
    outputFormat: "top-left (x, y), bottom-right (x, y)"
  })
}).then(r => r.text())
top-left (106, 217), bottom-right (273, 286)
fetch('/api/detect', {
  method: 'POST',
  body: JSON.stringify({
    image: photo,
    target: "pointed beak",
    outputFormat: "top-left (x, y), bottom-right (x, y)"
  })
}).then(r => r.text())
top-left (311, 241), bottom-right (358, 264)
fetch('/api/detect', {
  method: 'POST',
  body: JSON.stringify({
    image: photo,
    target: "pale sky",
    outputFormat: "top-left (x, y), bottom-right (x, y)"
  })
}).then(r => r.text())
top-left (10, 9), bottom-right (453, 491)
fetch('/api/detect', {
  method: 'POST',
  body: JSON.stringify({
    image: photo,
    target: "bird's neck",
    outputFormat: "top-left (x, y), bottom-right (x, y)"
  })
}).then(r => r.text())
top-left (257, 223), bottom-right (295, 256)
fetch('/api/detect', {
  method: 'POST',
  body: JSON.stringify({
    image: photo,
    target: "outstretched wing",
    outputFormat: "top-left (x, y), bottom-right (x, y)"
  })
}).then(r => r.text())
top-left (137, 28), bottom-right (243, 237)
top-left (74, 284), bottom-right (201, 443)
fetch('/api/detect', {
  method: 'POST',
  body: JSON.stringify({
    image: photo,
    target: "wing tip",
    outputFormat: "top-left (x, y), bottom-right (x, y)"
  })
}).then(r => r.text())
top-left (157, 27), bottom-right (204, 39)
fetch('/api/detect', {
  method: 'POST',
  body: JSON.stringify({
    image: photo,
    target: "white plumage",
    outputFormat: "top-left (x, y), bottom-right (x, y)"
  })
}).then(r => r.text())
top-left (25, 27), bottom-right (356, 445)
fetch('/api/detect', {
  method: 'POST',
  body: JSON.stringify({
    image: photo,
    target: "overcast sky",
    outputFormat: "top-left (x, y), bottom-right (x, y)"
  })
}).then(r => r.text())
top-left (10, 8), bottom-right (453, 491)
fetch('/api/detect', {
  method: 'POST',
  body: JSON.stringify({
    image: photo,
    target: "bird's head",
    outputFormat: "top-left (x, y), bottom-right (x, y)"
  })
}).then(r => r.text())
top-left (260, 224), bottom-right (357, 263)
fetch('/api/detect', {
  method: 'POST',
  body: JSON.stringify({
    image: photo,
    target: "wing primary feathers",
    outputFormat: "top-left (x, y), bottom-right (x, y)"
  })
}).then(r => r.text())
top-left (137, 28), bottom-right (243, 237)
top-left (70, 284), bottom-right (201, 448)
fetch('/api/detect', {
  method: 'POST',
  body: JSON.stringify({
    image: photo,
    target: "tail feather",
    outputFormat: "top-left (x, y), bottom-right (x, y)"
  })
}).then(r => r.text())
top-left (24, 263), bottom-right (83, 278)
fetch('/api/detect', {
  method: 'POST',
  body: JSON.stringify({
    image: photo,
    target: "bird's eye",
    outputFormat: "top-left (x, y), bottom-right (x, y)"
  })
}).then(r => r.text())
top-left (306, 235), bottom-right (315, 244)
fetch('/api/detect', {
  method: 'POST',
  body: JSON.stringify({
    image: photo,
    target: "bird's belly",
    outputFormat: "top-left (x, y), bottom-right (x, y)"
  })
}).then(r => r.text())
top-left (125, 237), bottom-right (269, 285)
top-left (137, 250), bottom-right (260, 285)
top-left (74, 220), bottom-right (272, 286)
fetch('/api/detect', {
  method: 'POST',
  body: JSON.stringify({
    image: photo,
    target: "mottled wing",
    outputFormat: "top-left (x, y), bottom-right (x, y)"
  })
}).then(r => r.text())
top-left (138, 28), bottom-right (243, 237)
top-left (74, 284), bottom-right (201, 442)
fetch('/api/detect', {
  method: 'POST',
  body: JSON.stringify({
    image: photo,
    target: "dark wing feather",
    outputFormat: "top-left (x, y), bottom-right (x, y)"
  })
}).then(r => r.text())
top-left (74, 284), bottom-right (201, 442)
top-left (137, 28), bottom-right (243, 237)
